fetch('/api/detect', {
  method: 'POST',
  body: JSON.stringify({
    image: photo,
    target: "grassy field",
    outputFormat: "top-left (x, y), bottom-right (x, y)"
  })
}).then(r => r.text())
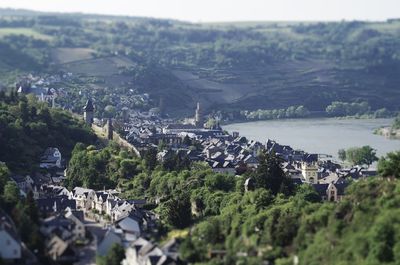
top-left (0, 27), bottom-right (52, 40)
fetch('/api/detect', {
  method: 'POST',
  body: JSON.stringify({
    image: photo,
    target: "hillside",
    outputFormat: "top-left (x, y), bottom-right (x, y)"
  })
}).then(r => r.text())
top-left (0, 9), bottom-right (399, 117)
top-left (0, 91), bottom-right (96, 172)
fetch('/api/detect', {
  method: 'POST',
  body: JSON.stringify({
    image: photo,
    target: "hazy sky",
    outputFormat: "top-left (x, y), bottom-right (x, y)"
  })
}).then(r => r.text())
top-left (0, 0), bottom-right (399, 22)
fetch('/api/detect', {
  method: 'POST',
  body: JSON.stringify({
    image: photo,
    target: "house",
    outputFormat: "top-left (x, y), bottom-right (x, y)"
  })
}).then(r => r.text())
top-left (111, 200), bottom-right (136, 222)
top-left (36, 196), bottom-right (76, 216)
top-left (10, 175), bottom-right (34, 195)
top-left (46, 235), bottom-right (76, 263)
top-left (93, 191), bottom-right (115, 214)
top-left (326, 182), bottom-right (347, 202)
top-left (41, 215), bottom-right (75, 242)
top-left (162, 124), bottom-right (198, 134)
top-left (122, 237), bottom-right (180, 265)
top-left (97, 228), bottom-right (123, 256)
top-left (0, 215), bottom-right (22, 260)
top-left (40, 147), bottom-right (62, 169)
top-left (312, 181), bottom-right (348, 202)
top-left (70, 187), bottom-right (96, 211)
top-left (210, 161), bottom-right (236, 175)
top-left (243, 155), bottom-right (259, 168)
top-left (115, 215), bottom-right (141, 239)
top-left (64, 209), bottom-right (86, 240)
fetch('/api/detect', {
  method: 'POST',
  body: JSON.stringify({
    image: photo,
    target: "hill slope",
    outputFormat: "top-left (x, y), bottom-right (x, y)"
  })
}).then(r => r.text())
top-left (0, 9), bottom-right (399, 116)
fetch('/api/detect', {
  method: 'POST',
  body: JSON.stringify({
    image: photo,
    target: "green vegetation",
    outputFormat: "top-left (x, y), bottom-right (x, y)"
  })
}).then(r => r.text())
top-left (97, 243), bottom-right (126, 265)
top-left (338, 146), bottom-right (378, 166)
top-left (66, 142), bottom-right (141, 190)
top-left (0, 91), bottom-right (96, 172)
top-left (378, 151), bottom-right (400, 178)
top-left (0, 27), bottom-right (52, 40)
top-left (241, 105), bottom-right (310, 121)
top-left (392, 113), bottom-right (400, 130)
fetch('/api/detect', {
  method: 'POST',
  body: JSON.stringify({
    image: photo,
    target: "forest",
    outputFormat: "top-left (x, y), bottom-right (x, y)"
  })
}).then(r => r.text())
top-left (0, 91), bottom-right (96, 172)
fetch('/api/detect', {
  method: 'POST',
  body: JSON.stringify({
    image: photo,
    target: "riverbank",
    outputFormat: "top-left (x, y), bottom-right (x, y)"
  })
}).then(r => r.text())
top-left (374, 127), bottom-right (400, 139)
top-left (221, 115), bottom-right (395, 127)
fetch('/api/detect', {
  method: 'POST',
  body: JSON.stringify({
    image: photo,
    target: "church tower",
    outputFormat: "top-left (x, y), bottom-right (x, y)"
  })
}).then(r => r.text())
top-left (194, 102), bottom-right (204, 128)
top-left (106, 118), bottom-right (113, 140)
top-left (83, 99), bottom-right (94, 125)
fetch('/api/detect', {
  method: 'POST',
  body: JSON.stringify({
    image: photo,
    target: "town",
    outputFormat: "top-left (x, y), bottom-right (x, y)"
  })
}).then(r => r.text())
top-left (0, 82), bottom-right (379, 264)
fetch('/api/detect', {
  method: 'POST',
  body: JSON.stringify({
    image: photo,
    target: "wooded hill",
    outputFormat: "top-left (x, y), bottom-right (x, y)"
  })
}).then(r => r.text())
top-left (0, 9), bottom-right (399, 117)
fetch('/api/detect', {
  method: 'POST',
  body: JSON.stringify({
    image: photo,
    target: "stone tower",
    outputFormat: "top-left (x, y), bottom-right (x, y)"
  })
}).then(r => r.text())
top-left (83, 99), bottom-right (94, 125)
top-left (194, 102), bottom-right (204, 128)
top-left (106, 118), bottom-right (113, 140)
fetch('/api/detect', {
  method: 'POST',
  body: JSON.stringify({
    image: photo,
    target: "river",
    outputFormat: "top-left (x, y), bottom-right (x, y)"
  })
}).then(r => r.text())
top-left (223, 118), bottom-right (400, 160)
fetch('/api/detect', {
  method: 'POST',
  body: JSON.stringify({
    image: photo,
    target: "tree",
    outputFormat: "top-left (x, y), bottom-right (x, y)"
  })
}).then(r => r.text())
top-left (378, 151), bottom-right (400, 178)
top-left (104, 105), bottom-right (116, 118)
top-left (144, 147), bottom-right (158, 171)
top-left (161, 193), bottom-right (192, 229)
top-left (253, 151), bottom-right (293, 195)
top-left (338, 149), bottom-right (346, 162)
top-left (119, 159), bottom-right (138, 178)
top-left (359, 146), bottom-right (378, 167)
top-left (0, 162), bottom-right (10, 193)
top-left (345, 146), bottom-right (378, 166)
top-left (3, 181), bottom-right (19, 204)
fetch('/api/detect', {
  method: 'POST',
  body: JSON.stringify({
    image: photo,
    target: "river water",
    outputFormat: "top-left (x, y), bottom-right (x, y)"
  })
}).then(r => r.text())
top-left (223, 118), bottom-right (400, 160)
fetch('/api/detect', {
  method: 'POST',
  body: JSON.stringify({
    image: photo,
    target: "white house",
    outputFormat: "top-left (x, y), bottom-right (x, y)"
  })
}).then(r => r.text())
top-left (92, 191), bottom-right (116, 214)
top-left (40, 147), bottom-right (62, 169)
top-left (122, 237), bottom-right (177, 265)
top-left (69, 187), bottom-right (96, 211)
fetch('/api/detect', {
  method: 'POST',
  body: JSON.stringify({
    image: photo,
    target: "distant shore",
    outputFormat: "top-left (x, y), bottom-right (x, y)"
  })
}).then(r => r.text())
top-left (221, 115), bottom-right (394, 127)
top-left (374, 127), bottom-right (400, 140)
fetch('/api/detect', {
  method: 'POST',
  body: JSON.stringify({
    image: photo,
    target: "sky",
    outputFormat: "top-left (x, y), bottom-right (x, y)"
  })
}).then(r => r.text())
top-left (0, 0), bottom-right (399, 22)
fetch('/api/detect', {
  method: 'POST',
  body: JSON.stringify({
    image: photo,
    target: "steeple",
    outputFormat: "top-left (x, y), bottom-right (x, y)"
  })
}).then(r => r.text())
top-left (83, 99), bottom-right (94, 112)
top-left (195, 102), bottom-right (203, 128)
top-left (83, 99), bottom-right (94, 125)
top-left (106, 118), bottom-right (113, 140)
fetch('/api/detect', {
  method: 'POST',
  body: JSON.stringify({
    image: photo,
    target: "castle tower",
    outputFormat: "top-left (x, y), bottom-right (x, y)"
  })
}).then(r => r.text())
top-left (83, 99), bottom-right (94, 125)
top-left (106, 118), bottom-right (113, 140)
top-left (194, 102), bottom-right (204, 128)
top-left (301, 162), bottom-right (318, 184)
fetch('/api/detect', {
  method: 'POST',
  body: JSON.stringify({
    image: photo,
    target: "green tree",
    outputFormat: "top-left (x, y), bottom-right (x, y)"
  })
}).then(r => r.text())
top-left (338, 149), bottom-right (346, 162)
top-left (144, 147), bottom-right (158, 171)
top-left (3, 181), bottom-right (19, 204)
top-left (0, 162), bottom-right (10, 193)
top-left (161, 193), bottom-right (192, 229)
top-left (253, 151), bottom-right (293, 195)
top-left (345, 146), bottom-right (378, 166)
